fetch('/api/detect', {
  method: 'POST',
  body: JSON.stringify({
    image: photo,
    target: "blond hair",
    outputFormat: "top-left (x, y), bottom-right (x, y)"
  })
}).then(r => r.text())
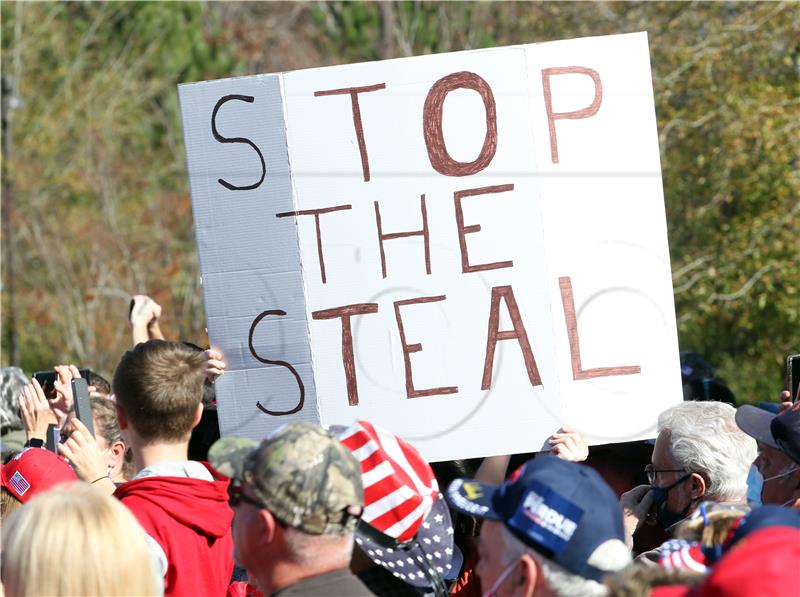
top-left (1, 482), bottom-right (161, 596)
top-left (0, 486), bottom-right (21, 520)
top-left (674, 504), bottom-right (749, 549)
top-left (606, 565), bottom-right (704, 597)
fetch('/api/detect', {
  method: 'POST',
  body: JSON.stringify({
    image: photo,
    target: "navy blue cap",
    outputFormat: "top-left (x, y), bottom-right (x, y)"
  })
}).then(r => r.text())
top-left (735, 404), bottom-right (781, 450)
top-left (737, 403), bottom-right (800, 465)
top-left (730, 504), bottom-right (800, 546)
top-left (771, 404), bottom-right (800, 465)
top-left (445, 456), bottom-right (627, 582)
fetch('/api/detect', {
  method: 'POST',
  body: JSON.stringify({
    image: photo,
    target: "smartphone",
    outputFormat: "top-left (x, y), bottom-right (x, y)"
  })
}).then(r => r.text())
top-left (32, 369), bottom-right (91, 400)
top-left (787, 354), bottom-right (800, 402)
top-left (71, 378), bottom-right (95, 438)
top-left (45, 424), bottom-right (60, 454)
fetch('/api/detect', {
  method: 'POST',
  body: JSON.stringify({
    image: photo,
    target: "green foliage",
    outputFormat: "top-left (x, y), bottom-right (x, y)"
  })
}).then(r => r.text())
top-left (643, 3), bottom-right (799, 401)
top-left (2, 2), bottom-right (234, 377)
top-left (311, 1), bottom-right (383, 61)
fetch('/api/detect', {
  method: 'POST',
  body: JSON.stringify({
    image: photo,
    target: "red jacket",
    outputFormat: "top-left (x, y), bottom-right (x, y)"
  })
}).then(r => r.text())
top-left (115, 463), bottom-right (234, 597)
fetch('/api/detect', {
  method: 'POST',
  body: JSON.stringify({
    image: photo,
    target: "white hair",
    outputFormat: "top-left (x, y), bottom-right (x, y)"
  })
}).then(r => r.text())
top-left (658, 401), bottom-right (757, 501)
top-left (499, 525), bottom-right (630, 597)
top-left (283, 526), bottom-right (354, 568)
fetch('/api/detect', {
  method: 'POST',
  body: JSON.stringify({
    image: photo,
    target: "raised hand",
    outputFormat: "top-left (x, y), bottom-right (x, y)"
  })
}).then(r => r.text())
top-left (58, 418), bottom-right (115, 494)
top-left (204, 347), bottom-right (227, 382)
top-left (547, 425), bottom-right (589, 462)
top-left (51, 364), bottom-right (81, 420)
top-left (620, 484), bottom-right (655, 549)
top-left (19, 378), bottom-right (59, 442)
top-left (130, 294), bottom-right (165, 344)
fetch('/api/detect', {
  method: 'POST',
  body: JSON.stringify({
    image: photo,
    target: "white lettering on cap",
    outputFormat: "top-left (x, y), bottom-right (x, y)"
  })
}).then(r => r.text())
top-left (521, 490), bottom-right (579, 542)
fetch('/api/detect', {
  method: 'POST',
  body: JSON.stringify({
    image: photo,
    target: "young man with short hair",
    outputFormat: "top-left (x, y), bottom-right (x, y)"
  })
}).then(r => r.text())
top-left (112, 340), bottom-right (233, 597)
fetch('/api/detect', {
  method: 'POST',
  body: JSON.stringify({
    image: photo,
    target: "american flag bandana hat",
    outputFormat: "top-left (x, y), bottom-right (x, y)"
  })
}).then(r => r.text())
top-left (338, 420), bottom-right (438, 542)
top-left (335, 421), bottom-right (461, 592)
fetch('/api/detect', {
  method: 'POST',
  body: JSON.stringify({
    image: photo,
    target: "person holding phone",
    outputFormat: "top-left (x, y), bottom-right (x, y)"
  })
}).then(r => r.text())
top-left (59, 396), bottom-right (134, 485)
top-left (19, 364), bottom-right (88, 447)
top-left (17, 377), bottom-right (62, 448)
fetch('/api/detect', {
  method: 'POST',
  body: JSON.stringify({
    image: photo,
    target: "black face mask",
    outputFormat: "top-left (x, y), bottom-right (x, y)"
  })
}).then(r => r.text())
top-left (651, 473), bottom-right (694, 529)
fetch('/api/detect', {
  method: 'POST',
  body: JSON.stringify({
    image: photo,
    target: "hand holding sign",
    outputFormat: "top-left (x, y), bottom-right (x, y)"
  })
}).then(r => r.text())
top-left (547, 426), bottom-right (589, 463)
top-left (205, 348), bottom-right (227, 383)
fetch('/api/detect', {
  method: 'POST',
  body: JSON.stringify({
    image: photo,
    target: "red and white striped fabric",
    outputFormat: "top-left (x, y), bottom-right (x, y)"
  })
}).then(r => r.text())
top-left (658, 539), bottom-right (708, 574)
top-left (339, 420), bottom-right (439, 542)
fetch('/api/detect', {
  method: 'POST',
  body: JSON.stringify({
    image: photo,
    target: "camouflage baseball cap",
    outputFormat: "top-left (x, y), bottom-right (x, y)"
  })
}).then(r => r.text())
top-left (208, 422), bottom-right (364, 536)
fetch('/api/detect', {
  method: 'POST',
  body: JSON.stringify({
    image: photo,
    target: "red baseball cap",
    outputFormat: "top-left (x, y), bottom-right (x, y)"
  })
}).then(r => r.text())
top-left (648, 524), bottom-right (800, 597)
top-left (697, 526), bottom-right (800, 597)
top-left (1, 448), bottom-right (77, 502)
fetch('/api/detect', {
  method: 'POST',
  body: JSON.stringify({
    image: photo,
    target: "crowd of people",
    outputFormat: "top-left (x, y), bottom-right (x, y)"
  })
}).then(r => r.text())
top-left (0, 295), bottom-right (798, 596)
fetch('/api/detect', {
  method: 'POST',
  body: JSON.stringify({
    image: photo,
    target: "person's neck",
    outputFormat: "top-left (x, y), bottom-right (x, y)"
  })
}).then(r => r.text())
top-left (111, 468), bottom-right (127, 484)
top-left (132, 439), bottom-right (190, 473)
top-left (255, 559), bottom-right (347, 596)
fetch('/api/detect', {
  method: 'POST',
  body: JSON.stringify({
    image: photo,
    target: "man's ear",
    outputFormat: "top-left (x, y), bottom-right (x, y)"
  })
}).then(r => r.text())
top-left (689, 472), bottom-right (707, 500)
top-left (518, 553), bottom-right (539, 597)
top-left (191, 402), bottom-right (204, 429)
top-left (258, 508), bottom-right (279, 546)
top-left (109, 440), bottom-right (126, 465)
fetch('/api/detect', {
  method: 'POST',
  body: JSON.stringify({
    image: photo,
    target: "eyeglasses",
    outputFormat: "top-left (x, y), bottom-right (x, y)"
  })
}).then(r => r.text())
top-left (645, 464), bottom-right (691, 485)
top-left (227, 480), bottom-right (267, 510)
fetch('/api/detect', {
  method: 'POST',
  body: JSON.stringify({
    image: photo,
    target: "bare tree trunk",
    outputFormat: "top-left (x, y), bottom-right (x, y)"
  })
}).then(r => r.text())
top-left (2, 75), bottom-right (19, 366)
top-left (379, 1), bottom-right (396, 59)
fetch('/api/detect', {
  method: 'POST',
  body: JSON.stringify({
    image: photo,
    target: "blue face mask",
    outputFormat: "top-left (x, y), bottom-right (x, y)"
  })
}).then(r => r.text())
top-left (746, 464), bottom-right (763, 508)
top-left (651, 473), bottom-right (694, 529)
top-left (752, 464), bottom-right (800, 506)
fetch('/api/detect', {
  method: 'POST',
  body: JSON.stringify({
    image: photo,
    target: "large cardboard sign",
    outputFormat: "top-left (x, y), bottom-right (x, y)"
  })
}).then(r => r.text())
top-left (179, 32), bottom-right (682, 462)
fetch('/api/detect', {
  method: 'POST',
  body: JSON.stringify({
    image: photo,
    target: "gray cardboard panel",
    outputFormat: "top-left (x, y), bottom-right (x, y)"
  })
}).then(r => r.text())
top-left (179, 75), bottom-right (319, 436)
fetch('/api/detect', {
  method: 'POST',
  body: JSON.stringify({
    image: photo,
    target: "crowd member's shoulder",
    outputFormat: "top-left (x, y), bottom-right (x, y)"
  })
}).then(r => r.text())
top-left (272, 568), bottom-right (375, 597)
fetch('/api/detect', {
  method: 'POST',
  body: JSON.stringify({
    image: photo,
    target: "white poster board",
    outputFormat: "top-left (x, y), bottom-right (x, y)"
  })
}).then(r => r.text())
top-left (179, 32), bottom-right (681, 462)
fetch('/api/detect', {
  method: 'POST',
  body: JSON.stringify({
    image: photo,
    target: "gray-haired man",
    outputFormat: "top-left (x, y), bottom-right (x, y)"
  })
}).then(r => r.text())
top-left (209, 422), bottom-right (375, 596)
